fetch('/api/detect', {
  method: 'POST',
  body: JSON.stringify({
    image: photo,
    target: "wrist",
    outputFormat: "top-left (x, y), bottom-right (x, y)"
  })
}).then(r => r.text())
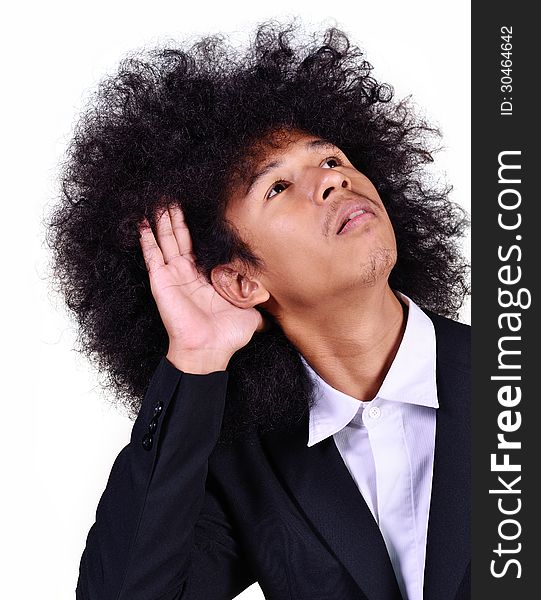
top-left (166, 346), bottom-right (232, 374)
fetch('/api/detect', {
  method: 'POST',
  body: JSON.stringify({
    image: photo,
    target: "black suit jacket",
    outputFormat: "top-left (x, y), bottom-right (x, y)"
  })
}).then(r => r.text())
top-left (76, 309), bottom-right (470, 600)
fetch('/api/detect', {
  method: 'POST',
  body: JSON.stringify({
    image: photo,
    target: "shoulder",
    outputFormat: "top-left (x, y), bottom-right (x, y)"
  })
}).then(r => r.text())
top-left (422, 308), bottom-right (470, 373)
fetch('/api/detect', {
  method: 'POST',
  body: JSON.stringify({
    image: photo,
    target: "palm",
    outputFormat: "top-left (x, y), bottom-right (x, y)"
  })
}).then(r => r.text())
top-left (139, 206), bottom-right (264, 357)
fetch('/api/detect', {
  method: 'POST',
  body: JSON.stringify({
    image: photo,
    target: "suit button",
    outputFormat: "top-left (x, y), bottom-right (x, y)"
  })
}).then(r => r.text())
top-left (142, 433), bottom-right (153, 451)
top-left (148, 415), bottom-right (159, 434)
top-left (153, 401), bottom-right (164, 416)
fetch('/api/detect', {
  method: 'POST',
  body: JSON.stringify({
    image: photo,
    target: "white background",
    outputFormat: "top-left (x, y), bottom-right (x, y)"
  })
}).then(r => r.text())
top-left (1, 1), bottom-right (469, 598)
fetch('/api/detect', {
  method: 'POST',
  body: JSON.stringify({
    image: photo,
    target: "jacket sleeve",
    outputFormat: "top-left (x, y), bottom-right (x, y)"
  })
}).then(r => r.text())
top-left (75, 356), bottom-right (257, 600)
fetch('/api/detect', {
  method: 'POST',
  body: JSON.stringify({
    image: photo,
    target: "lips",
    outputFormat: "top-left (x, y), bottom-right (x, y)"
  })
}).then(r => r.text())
top-left (335, 199), bottom-right (375, 234)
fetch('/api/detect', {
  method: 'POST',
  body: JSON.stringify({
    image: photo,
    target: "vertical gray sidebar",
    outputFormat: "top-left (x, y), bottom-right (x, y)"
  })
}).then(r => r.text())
top-left (472, 3), bottom-right (538, 597)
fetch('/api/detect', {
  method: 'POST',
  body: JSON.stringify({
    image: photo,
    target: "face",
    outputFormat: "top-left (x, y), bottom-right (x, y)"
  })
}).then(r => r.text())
top-left (222, 128), bottom-right (398, 318)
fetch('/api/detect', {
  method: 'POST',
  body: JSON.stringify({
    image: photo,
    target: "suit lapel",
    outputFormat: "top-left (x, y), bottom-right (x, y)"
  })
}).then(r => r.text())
top-left (261, 311), bottom-right (470, 600)
top-left (262, 415), bottom-right (402, 600)
top-left (423, 315), bottom-right (471, 599)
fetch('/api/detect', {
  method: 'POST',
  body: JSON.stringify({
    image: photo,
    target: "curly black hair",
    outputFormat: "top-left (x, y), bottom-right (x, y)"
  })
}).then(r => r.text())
top-left (46, 18), bottom-right (469, 444)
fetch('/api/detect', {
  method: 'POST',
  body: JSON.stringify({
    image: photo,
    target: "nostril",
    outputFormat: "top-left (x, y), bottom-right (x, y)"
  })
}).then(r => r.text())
top-left (322, 187), bottom-right (333, 200)
top-left (341, 179), bottom-right (348, 188)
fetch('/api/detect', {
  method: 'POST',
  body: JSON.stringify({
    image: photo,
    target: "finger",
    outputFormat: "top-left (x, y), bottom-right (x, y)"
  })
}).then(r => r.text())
top-left (138, 218), bottom-right (165, 273)
top-left (169, 204), bottom-right (194, 258)
top-left (255, 311), bottom-right (271, 333)
top-left (154, 207), bottom-right (181, 263)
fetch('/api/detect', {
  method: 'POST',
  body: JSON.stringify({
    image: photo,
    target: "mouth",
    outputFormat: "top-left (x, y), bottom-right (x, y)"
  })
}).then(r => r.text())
top-left (335, 200), bottom-right (375, 235)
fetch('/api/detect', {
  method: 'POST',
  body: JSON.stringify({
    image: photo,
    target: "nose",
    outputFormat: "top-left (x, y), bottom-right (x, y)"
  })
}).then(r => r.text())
top-left (315, 169), bottom-right (352, 204)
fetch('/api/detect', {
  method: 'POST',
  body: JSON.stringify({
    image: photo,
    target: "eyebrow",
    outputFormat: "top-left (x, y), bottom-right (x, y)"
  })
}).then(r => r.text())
top-left (244, 139), bottom-right (341, 197)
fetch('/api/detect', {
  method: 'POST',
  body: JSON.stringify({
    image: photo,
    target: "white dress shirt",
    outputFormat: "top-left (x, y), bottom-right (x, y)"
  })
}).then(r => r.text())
top-left (300, 291), bottom-right (438, 600)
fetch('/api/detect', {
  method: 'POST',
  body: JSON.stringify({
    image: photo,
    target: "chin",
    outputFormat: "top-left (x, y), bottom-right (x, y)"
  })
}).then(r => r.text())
top-left (353, 247), bottom-right (397, 287)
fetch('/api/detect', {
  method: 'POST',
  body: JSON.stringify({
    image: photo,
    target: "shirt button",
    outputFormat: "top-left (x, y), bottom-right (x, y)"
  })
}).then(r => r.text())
top-left (368, 406), bottom-right (381, 420)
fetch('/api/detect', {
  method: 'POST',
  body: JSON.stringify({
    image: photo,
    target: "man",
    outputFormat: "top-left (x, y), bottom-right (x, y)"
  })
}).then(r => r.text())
top-left (48, 20), bottom-right (470, 600)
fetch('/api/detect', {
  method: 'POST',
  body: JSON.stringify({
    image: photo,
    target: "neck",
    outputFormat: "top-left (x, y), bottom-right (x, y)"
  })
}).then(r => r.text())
top-left (277, 284), bottom-right (407, 401)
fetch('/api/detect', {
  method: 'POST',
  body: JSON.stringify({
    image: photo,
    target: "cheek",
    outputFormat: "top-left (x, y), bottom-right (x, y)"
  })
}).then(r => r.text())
top-left (272, 211), bottom-right (304, 234)
top-left (385, 216), bottom-right (397, 244)
top-left (262, 226), bottom-right (321, 278)
top-left (260, 215), bottom-right (307, 252)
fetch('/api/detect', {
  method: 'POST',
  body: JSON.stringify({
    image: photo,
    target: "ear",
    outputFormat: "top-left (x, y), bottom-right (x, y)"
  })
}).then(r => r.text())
top-left (210, 263), bottom-right (270, 309)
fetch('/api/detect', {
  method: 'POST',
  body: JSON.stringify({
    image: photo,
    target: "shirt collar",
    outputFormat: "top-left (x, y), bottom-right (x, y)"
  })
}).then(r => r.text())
top-left (301, 291), bottom-right (438, 447)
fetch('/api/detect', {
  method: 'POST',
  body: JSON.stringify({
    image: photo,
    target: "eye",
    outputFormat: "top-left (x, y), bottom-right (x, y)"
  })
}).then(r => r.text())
top-left (322, 156), bottom-right (343, 168)
top-left (266, 181), bottom-right (290, 200)
top-left (265, 156), bottom-right (344, 200)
